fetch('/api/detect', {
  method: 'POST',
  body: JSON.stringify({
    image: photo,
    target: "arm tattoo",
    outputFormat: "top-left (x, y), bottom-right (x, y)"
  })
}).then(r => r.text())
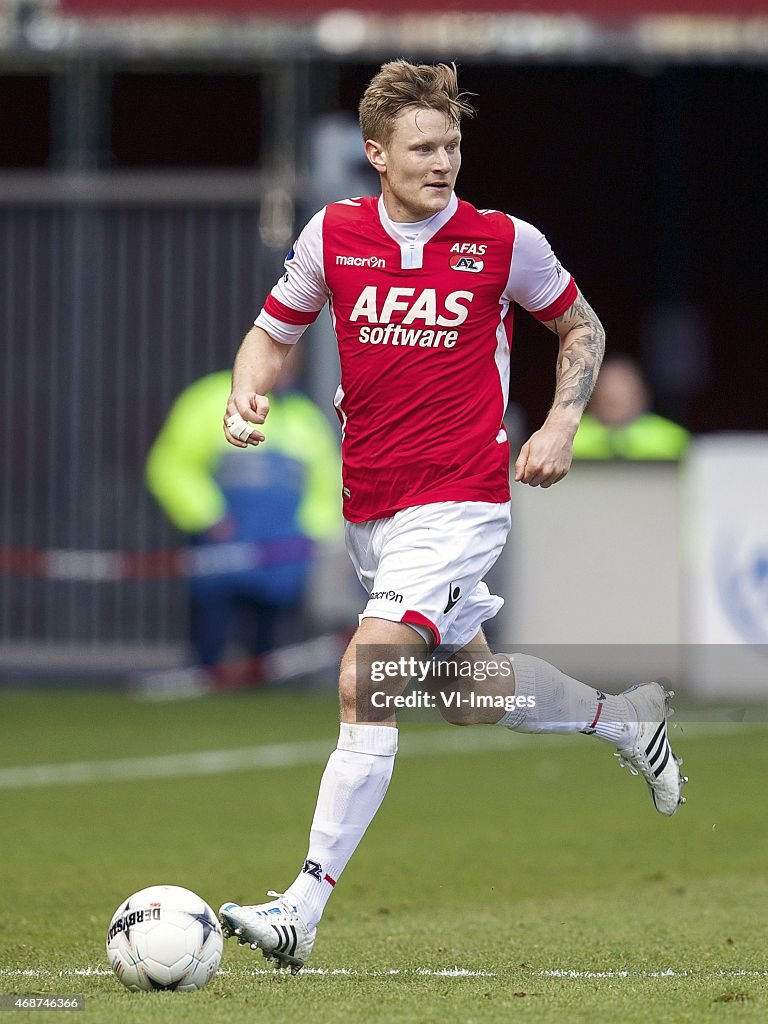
top-left (545, 293), bottom-right (606, 412)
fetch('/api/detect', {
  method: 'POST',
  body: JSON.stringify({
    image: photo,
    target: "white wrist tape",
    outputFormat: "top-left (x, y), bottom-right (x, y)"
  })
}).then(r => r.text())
top-left (226, 413), bottom-right (254, 442)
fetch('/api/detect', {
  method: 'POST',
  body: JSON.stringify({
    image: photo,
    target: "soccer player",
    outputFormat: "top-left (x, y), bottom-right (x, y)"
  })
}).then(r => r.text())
top-left (218, 60), bottom-right (687, 973)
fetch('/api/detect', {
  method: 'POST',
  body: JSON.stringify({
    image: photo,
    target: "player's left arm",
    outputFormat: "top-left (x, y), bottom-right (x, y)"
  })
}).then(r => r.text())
top-left (514, 289), bottom-right (605, 488)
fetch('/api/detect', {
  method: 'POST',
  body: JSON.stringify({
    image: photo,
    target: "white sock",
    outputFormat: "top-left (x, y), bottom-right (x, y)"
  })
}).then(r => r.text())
top-left (497, 654), bottom-right (637, 746)
top-left (284, 722), bottom-right (397, 930)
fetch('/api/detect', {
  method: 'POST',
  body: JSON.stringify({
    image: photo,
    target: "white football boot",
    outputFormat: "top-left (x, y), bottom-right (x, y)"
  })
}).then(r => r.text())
top-left (614, 682), bottom-right (688, 816)
top-left (219, 892), bottom-right (316, 975)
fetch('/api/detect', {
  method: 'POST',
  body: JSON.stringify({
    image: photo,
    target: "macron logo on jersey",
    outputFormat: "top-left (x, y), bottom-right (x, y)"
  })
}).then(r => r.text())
top-left (336, 255), bottom-right (386, 268)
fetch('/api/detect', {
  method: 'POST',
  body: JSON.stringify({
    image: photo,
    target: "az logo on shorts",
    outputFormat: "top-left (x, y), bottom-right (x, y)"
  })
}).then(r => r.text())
top-left (449, 254), bottom-right (484, 273)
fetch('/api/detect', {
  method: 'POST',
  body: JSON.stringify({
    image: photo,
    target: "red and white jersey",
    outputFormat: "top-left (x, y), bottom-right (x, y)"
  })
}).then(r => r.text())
top-left (255, 192), bottom-right (577, 523)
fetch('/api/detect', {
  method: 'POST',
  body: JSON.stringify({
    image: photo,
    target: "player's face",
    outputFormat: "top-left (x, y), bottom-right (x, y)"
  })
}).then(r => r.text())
top-left (366, 106), bottom-right (461, 223)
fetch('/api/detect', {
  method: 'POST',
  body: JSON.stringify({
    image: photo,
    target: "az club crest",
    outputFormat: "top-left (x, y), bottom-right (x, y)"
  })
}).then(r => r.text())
top-left (449, 254), bottom-right (484, 273)
top-left (302, 859), bottom-right (323, 881)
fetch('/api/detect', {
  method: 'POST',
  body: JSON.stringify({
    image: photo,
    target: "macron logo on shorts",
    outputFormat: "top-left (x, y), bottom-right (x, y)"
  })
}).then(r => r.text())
top-left (444, 582), bottom-right (462, 613)
top-left (370, 590), bottom-right (403, 604)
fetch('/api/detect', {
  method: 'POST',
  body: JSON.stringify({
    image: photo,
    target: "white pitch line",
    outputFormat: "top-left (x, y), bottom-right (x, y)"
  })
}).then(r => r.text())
top-left (0, 730), bottom-right (521, 791)
top-left (0, 721), bottom-right (764, 791)
top-left (541, 968), bottom-right (768, 979)
top-left (0, 966), bottom-right (492, 979)
top-left (3, 966), bottom-right (768, 981)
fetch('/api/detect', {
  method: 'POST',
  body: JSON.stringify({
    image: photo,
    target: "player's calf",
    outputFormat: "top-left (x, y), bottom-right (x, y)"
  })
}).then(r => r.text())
top-left (433, 653), bottom-right (517, 726)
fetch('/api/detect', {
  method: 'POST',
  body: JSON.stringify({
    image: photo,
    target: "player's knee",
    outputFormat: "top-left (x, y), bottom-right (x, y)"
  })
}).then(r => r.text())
top-left (339, 656), bottom-right (410, 724)
top-left (338, 662), bottom-right (359, 719)
top-left (338, 661), bottom-right (383, 721)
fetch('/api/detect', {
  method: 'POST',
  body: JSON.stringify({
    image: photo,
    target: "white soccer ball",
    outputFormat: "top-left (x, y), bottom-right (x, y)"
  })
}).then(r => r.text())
top-left (106, 884), bottom-right (223, 992)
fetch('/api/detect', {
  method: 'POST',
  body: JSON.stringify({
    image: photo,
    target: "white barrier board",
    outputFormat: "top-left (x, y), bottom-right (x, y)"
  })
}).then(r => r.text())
top-left (684, 434), bottom-right (768, 696)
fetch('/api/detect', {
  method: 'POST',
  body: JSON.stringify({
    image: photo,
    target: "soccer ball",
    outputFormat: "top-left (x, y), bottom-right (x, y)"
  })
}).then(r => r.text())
top-left (106, 884), bottom-right (223, 992)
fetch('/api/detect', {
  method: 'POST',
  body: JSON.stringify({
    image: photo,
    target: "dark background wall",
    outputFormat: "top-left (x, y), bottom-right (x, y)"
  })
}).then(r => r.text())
top-left (332, 62), bottom-right (767, 433)
top-left (2, 61), bottom-right (766, 433)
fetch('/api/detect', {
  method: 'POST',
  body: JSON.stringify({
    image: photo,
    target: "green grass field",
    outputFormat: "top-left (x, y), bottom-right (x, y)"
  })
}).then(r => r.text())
top-left (1, 687), bottom-right (767, 1023)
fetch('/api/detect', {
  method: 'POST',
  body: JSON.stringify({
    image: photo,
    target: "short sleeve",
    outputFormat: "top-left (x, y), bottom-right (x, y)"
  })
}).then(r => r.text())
top-left (255, 207), bottom-right (330, 344)
top-left (504, 217), bottom-right (577, 322)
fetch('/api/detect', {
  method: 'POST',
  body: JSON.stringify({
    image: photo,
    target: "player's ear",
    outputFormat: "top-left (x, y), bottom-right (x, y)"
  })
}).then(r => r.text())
top-left (365, 139), bottom-right (387, 174)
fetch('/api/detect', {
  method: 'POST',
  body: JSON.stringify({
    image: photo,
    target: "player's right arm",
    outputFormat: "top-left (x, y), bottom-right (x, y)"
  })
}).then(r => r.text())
top-left (223, 327), bottom-right (292, 449)
top-left (224, 208), bottom-right (330, 449)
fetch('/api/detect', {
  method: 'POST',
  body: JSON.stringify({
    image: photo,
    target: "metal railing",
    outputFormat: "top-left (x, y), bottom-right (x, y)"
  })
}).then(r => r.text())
top-left (0, 172), bottom-right (293, 654)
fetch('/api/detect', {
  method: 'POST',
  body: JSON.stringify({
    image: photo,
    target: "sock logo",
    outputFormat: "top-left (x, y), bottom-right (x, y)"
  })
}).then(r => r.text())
top-left (444, 582), bottom-right (462, 614)
top-left (302, 859), bottom-right (323, 882)
top-left (581, 692), bottom-right (607, 735)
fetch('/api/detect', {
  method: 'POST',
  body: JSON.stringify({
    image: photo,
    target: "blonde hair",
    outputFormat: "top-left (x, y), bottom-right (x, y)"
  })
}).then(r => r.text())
top-left (359, 60), bottom-right (475, 146)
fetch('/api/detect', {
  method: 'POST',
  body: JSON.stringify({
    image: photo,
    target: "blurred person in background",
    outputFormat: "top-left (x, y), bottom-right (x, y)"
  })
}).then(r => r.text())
top-left (146, 348), bottom-right (340, 673)
top-left (573, 355), bottom-right (689, 460)
top-left (217, 60), bottom-right (687, 975)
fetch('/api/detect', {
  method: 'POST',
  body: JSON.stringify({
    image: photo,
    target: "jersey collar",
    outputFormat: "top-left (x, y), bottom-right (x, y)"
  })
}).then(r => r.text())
top-left (377, 193), bottom-right (458, 270)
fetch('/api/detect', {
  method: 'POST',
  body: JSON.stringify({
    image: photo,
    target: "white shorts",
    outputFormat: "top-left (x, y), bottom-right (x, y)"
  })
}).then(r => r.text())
top-left (345, 501), bottom-right (511, 651)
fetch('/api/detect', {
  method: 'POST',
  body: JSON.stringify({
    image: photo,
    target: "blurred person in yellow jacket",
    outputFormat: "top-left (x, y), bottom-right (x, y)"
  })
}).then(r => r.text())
top-left (573, 355), bottom-right (690, 461)
top-left (146, 353), bottom-right (341, 668)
